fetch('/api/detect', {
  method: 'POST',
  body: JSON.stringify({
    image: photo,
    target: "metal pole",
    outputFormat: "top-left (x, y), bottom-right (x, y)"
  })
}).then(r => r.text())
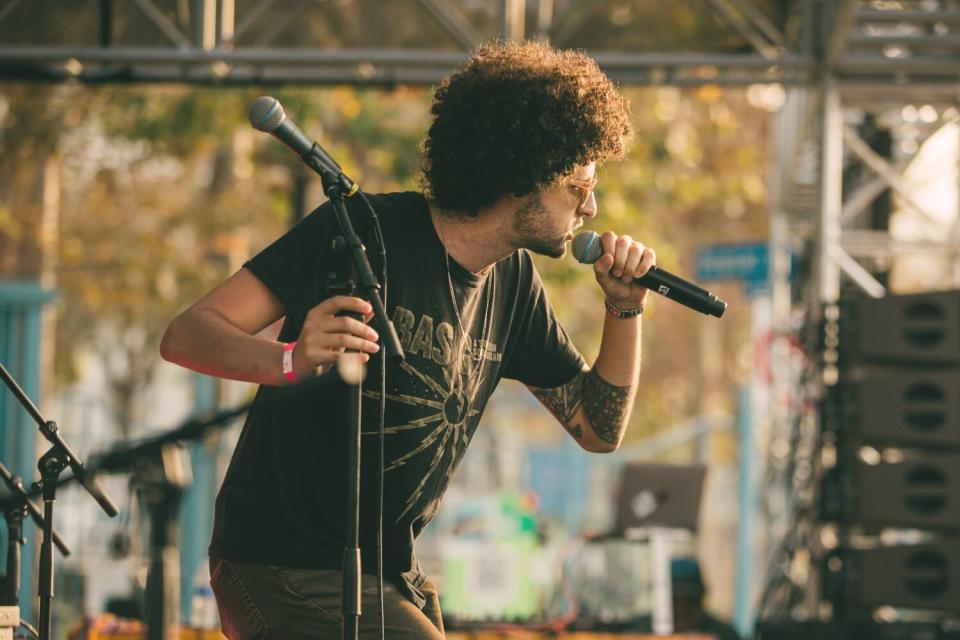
top-left (815, 77), bottom-right (843, 310)
top-left (733, 385), bottom-right (753, 636)
top-left (195, 0), bottom-right (217, 50)
top-left (99, 0), bottom-right (112, 47)
top-left (220, 0), bottom-right (235, 46)
top-left (649, 528), bottom-right (673, 636)
top-left (501, 0), bottom-right (525, 40)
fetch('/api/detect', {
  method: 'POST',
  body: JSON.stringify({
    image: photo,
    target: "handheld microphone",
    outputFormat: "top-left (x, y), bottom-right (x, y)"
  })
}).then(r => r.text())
top-left (572, 231), bottom-right (727, 318)
top-left (248, 96), bottom-right (357, 195)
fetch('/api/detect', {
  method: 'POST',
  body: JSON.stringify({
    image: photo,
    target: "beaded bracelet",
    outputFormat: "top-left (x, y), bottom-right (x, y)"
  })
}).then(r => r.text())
top-left (604, 299), bottom-right (644, 319)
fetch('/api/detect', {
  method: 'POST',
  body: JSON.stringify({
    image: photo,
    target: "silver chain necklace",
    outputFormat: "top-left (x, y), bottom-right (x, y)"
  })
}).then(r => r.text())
top-left (440, 218), bottom-right (494, 364)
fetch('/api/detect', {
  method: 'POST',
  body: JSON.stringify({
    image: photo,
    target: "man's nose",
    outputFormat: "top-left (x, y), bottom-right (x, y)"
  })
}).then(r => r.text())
top-left (579, 192), bottom-right (598, 218)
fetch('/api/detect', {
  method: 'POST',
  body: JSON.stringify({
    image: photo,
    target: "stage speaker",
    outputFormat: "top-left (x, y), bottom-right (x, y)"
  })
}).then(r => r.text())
top-left (855, 455), bottom-right (960, 530)
top-left (841, 290), bottom-right (960, 365)
top-left (829, 542), bottom-right (960, 612)
top-left (758, 620), bottom-right (960, 640)
top-left (852, 370), bottom-right (960, 449)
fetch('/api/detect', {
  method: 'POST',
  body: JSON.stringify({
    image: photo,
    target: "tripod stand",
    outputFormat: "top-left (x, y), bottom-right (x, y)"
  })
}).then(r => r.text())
top-left (0, 362), bottom-right (117, 640)
top-left (87, 402), bottom-right (251, 640)
top-left (0, 461), bottom-right (70, 640)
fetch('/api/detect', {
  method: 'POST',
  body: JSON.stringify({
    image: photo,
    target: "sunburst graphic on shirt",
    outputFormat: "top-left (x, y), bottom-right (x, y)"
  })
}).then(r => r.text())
top-left (363, 355), bottom-right (488, 523)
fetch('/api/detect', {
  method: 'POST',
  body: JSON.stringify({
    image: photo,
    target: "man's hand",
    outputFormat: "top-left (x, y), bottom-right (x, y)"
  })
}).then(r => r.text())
top-left (293, 296), bottom-right (379, 377)
top-left (592, 231), bottom-right (656, 308)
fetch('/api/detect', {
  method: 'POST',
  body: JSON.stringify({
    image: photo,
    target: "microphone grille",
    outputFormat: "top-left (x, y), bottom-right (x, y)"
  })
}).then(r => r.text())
top-left (572, 231), bottom-right (603, 264)
top-left (248, 96), bottom-right (285, 133)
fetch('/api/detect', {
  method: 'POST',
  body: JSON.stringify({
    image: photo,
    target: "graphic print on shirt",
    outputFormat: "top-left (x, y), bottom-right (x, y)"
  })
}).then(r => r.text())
top-left (363, 305), bottom-right (498, 523)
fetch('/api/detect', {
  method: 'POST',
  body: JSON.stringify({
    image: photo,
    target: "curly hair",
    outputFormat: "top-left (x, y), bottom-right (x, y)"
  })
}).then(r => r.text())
top-left (421, 40), bottom-right (633, 217)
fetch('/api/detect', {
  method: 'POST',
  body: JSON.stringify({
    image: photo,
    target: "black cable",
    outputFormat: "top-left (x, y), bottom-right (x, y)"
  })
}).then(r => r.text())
top-left (359, 191), bottom-right (388, 640)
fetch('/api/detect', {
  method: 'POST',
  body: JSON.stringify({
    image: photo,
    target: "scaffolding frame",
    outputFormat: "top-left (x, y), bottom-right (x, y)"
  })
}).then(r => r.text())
top-left (0, 0), bottom-right (952, 88)
top-left (764, 0), bottom-right (960, 626)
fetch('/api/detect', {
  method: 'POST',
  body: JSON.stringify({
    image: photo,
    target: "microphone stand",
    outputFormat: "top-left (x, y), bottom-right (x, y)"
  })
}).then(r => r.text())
top-left (0, 462), bottom-right (71, 607)
top-left (251, 103), bottom-right (403, 636)
top-left (2, 506), bottom-right (23, 610)
top-left (11, 402), bottom-right (267, 502)
top-left (11, 401), bottom-right (253, 640)
top-left (249, 98), bottom-right (404, 636)
top-left (320, 178), bottom-right (403, 640)
top-left (91, 403), bottom-right (251, 640)
top-left (1, 503), bottom-right (24, 640)
top-left (326, 233), bottom-right (365, 640)
top-left (0, 362), bottom-right (117, 640)
top-left (135, 444), bottom-right (190, 640)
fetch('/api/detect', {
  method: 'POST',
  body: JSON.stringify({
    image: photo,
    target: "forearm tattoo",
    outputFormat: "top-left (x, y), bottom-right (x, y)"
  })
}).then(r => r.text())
top-left (582, 369), bottom-right (632, 444)
top-left (531, 369), bottom-right (632, 444)
top-left (531, 373), bottom-right (585, 425)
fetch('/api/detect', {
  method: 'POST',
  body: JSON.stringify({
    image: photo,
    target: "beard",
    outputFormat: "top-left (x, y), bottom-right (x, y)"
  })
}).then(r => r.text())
top-left (512, 194), bottom-right (568, 258)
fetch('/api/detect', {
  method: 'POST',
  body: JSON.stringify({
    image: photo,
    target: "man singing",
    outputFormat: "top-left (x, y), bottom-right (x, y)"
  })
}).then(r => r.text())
top-left (160, 40), bottom-right (654, 639)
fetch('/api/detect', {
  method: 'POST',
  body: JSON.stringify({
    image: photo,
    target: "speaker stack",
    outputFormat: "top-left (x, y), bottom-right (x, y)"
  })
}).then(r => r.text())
top-left (819, 290), bottom-right (960, 621)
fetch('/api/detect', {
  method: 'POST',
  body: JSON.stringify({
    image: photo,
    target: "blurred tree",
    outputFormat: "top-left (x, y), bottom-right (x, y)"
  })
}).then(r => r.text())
top-left (0, 84), bottom-right (70, 281)
top-left (0, 82), bottom-right (432, 436)
top-left (52, 86), bottom-right (284, 437)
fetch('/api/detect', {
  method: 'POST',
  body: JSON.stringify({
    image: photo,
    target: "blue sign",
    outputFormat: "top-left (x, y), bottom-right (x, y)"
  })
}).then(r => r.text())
top-left (697, 243), bottom-right (769, 285)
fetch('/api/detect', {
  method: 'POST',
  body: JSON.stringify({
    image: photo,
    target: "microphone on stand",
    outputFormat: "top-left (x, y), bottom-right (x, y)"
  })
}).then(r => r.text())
top-left (572, 231), bottom-right (727, 318)
top-left (247, 96), bottom-right (358, 195)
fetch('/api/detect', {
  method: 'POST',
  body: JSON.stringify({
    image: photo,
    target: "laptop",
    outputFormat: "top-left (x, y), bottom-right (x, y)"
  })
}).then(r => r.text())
top-left (613, 462), bottom-right (707, 534)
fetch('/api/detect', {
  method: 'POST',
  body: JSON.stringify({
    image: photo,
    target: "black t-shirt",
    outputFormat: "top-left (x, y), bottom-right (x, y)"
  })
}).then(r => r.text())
top-left (210, 191), bottom-right (585, 606)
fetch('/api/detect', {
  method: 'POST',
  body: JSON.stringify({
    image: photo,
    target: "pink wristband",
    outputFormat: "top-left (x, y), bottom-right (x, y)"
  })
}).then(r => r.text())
top-left (282, 341), bottom-right (298, 383)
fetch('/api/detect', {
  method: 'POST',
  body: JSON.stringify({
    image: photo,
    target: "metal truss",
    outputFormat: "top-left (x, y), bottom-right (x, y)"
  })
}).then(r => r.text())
top-left (0, 0), bottom-right (952, 88)
top-left (0, 0), bottom-right (795, 85)
top-left (770, 1), bottom-right (960, 309)
top-left (764, 1), bottom-right (960, 622)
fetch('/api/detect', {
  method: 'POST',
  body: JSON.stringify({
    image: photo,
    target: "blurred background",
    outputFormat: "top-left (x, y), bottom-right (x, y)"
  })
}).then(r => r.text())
top-left (0, 1), bottom-right (959, 638)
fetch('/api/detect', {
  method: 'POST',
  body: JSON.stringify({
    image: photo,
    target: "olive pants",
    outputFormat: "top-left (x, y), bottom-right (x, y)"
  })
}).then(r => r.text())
top-left (210, 557), bottom-right (445, 639)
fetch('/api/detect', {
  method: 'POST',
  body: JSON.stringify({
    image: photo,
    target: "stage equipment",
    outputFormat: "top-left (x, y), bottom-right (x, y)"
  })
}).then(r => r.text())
top-left (0, 462), bottom-right (69, 607)
top-left (839, 290), bottom-right (960, 365)
top-left (248, 96), bottom-right (404, 640)
top-left (6, 401), bottom-right (253, 640)
top-left (572, 231), bottom-right (727, 317)
top-left (0, 362), bottom-right (117, 640)
top-left (91, 402), bottom-right (251, 640)
top-left (247, 95), bottom-right (402, 365)
top-left (248, 96), bottom-right (357, 197)
top-left (825, 542), bottom-right (960, 611)
top-left (757, 620), bottom-right (960, 640)
top-left (613, 463), bottom-right (707, 534)
top-left (609, 463), bottom-right (707, 636)
top-left (858, 455), bottom-right (960, 530)
top-left (823, 454), bottom-right (960, 531)
top-left (840, 370), bottom-right (960, 449)
top-left (815, 288), bottom-right (960, 627)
